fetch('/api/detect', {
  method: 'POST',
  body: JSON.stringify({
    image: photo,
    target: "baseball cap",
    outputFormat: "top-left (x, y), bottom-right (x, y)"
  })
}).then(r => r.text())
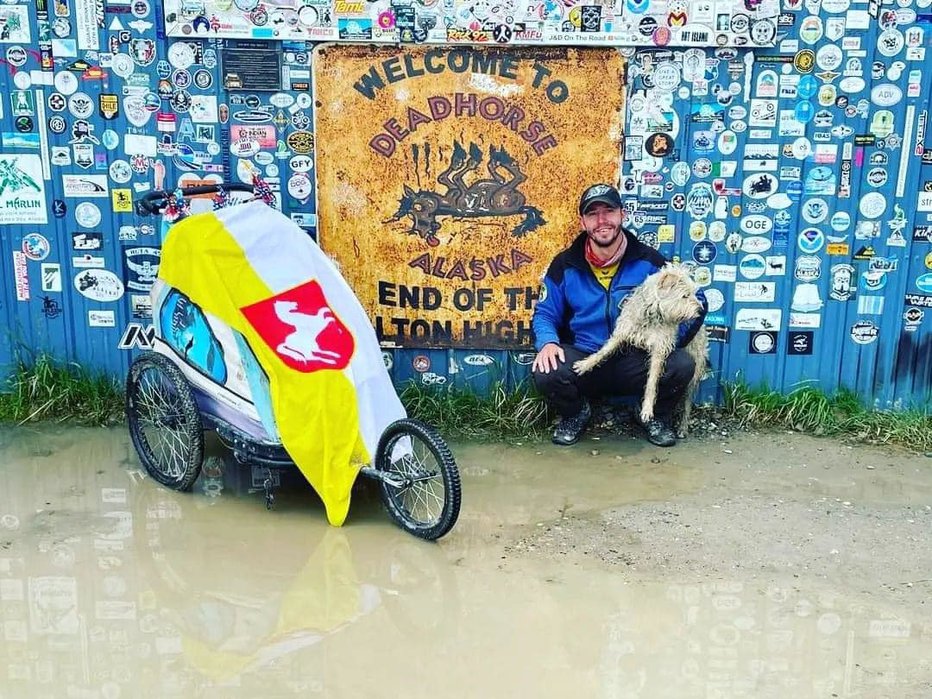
top-left (578, 183), bottom-right (622, 215)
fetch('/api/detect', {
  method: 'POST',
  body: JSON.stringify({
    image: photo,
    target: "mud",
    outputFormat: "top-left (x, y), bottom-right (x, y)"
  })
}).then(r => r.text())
top-left (1, 424), bottom-right (930, 698)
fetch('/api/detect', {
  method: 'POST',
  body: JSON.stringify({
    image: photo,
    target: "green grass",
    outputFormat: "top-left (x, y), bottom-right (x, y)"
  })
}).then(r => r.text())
top-left (399, 380), bottom-right (550, 441)
top-left (0, 354), bottom-right (124, 426)
top-left (0, 353), bottom-right (930, 453)
top-left (724, 381), bottom-right (932, 452)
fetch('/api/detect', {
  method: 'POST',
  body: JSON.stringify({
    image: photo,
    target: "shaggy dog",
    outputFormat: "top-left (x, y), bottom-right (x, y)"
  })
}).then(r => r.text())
top-left (572, 264), bottom-right (709, 437)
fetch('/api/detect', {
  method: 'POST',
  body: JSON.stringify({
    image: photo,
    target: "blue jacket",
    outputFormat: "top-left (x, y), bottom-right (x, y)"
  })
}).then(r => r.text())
top-left (532, 230), bottom-right (708, 353)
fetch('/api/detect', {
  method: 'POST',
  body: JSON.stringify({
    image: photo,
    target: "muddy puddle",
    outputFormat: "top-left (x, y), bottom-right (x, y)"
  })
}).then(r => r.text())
top-left (1, 425), bottom-right (930, 697)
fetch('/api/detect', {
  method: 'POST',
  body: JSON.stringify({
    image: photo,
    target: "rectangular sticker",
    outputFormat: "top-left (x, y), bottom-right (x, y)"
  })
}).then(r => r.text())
top-left (12, 251), bottom-right (29, 301)
top-left (74, 0), bottom-right (100, 50)
top-left (0, 154), bottom-right (48, 224)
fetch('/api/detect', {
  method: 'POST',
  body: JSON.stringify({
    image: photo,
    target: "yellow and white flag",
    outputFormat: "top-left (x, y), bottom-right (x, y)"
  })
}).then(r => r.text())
top-left (158, 200), bottom-right (407, 525)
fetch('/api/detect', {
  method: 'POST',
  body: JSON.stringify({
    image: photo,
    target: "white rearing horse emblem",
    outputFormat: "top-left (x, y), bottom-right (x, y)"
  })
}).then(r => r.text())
top-left (274, 301), bottom-right (342, 365)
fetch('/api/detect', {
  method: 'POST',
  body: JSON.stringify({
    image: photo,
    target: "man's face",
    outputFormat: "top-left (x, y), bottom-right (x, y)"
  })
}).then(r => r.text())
top-left (580, 202), bottom-right (624, 247)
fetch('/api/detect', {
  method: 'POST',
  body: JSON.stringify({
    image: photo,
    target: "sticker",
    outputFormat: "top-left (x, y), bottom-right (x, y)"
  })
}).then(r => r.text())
top-left (743, 173), bottom-right (777, 199)
top-left (739, 254), bottom-right (767, 280)
top-left (54, 70), bottom-right (78, 97)
top-left (800, 198), bottom-right (828, 224)
top-left (749, 331), bottom-right (777, 354)
top-left (42, 263), bottom-right (62, 293)
top-left (74, 269), bottom-right (125, 302)
top-left (858, 192), bottom-right (887, 219)
top-left (794, 255), bottom-right (822, 281)
top-left (829, 264), bottom-right (856, 301)
top-left (123, 247), bottom-right (160, 291)
top-left (850, 320), bottom-right (879, 344)
top-left (0, 154), bottom-right (48, 225)
top-left (22, 233), bottom-right (50, 261)
top-left (736, 308), bottom-right (782, 331)
top-left (89, 310), bottom-right (116, 328)
top-left (112, 189), bottom-right (133, 213)
top-left (798, 228), bottom-right (825, 254)
top-left (12, 251), bottom-right (29, 300)
top-left (75, 202), bottom-right (102, 228)
top-left (787, 331), bottom-right (814, 355)
top-left (62, 175), bottom-right (109, 198)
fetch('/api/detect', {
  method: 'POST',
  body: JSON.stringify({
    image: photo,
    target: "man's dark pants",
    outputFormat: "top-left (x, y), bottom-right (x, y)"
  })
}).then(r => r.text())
top-left (532, 344), bottom-right (696, 422)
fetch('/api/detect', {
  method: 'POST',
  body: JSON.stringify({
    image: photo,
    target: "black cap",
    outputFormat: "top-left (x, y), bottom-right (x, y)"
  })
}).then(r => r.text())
top-left (578, 183), bottom-right (622, 215)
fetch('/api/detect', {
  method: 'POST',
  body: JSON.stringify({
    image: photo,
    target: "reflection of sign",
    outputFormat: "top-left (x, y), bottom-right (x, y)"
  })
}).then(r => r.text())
top-left (0, 154), bottom-right (48, 224)
top-left (315, 45), bottom-right (625, 348)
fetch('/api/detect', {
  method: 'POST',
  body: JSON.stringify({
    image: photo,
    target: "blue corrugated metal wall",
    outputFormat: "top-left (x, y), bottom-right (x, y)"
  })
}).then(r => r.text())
top-left (0, 3), bottom-right (930, 410)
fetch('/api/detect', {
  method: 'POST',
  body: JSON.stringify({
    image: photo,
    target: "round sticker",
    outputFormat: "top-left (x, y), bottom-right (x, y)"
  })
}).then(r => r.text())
top-left (739, 254), bottom-right (767, 279)
top-left (792, 137), bottom-right (813, 159)
top-left (830, 212), bottom-right (851, 231)
top-left (859, 192), bottom-right (887, 219)
top-left (718, 130), bottom-right (737, 155)
top-left (193, 69), bottom-right (213, 90)
top-left (68, 92), bottom-right (94, 119)
top-left (653, 63), bottom-right (681, 91)
top-left (102, 130), bottom-right (120, 150)
top-left (801, 198), bottom-right (828, 224)
top-left (167, 42), bottom-right (195, 69)
top-left (708, 221), bottom-right (727, 242)
top-left (752, 332), bottom-right (775, 353)
top-left (866, 167), bottom-right (888, 188)
top-left (48, 93), bottom-right (66, 112)
top-left (22, 233), bottom-right (50, 261)
top-left (112, 53), bottom-right (135, 78)
top-left (851, 321), bottom-right (879, 345)
top-left (816, 44), bottom-right (843, 71)
top-left (13, 72), bottom-right (31, 90)
top-left (54, 71), bottom-right (78, 96)
top-left (109, 160), bottom-right (132, 184)
top-left (75, 202), bottom-right (102, 228)
top-left (877, 29), bottom-right (904, 57)
top-left (645, 132), bottom-right (674, 157)
top-left (6, 46), bottom-right (26, 67)
top-left (705, 288), bottom-right (725, 312)
top-left (52, 17), bottom-right (72, 38)
top-left (750, 19), bottom-right (776, 45)
top-left (48, 116), bottom-right (67, 134)
top-left (670, 161), bottom-right (691, 187)
top-left (288, 173), bottom-right (313, 200)
top-left (798, 228), bottom-right (825, 254)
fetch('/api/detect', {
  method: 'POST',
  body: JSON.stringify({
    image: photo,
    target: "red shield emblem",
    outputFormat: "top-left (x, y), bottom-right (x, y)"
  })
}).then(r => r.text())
top-left (241, 280), bottom-right (355, 372)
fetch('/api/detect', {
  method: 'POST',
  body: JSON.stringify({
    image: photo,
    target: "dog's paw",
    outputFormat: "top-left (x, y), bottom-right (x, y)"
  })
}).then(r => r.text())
top-left (572, 360), bottom-right (587, 375)
top-left (639, 408), bottom-right (654, 424)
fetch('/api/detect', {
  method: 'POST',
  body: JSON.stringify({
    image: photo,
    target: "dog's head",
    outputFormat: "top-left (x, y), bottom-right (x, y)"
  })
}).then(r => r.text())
top-left (644, 264), bottom-right (704, 323)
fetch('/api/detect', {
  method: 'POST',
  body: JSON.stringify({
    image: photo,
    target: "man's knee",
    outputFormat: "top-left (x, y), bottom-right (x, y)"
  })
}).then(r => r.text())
top-left (533, 364), bottom-right (573, 393)
top-left (663, 350), bottom-right (695, 385)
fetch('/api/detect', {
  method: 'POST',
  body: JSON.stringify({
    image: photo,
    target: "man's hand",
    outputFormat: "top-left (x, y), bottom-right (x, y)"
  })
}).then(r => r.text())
top-left (532, 343), bottom-right (564, 374)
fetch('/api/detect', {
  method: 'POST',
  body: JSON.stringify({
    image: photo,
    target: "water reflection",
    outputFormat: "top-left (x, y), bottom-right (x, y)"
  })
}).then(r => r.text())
top-left (0, 426), bottom-right (929, 697)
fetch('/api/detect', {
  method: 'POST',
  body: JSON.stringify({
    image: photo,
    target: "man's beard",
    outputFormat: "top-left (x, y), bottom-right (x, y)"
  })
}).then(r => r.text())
top-left (588, 224), bottom-right (623, 248)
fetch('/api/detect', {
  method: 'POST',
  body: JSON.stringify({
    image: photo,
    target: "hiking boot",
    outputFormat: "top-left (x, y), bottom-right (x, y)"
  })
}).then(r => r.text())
top-left (640, 418), bottom-right (677, 447)
top-left (552, 401), bottom-right (591, 446)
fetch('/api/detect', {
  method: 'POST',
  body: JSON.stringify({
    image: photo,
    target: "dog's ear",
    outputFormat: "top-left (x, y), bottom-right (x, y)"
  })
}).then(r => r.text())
top-left (657, 271), bottom-right (679, 290)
